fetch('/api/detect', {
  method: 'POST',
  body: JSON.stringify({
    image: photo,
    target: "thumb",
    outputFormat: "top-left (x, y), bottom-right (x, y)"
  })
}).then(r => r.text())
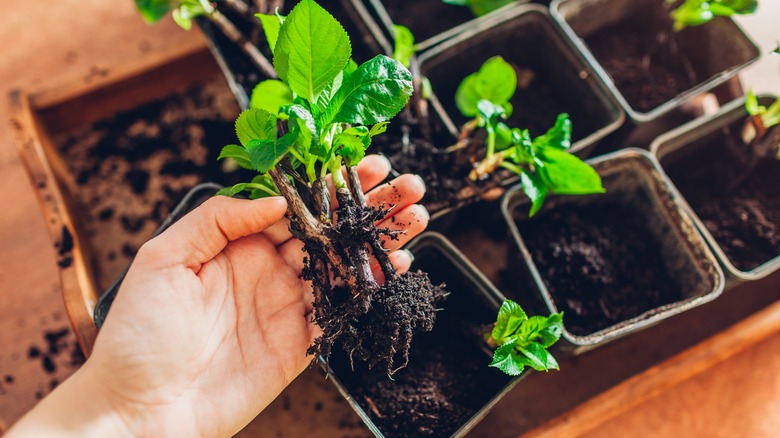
top-left (138, 196), bottom-right (288, 271)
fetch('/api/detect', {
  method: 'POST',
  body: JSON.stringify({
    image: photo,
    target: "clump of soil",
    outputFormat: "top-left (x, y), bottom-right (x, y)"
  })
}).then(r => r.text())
top-left (329, 247), bottom-right (511, 437)
top-left (53, 80), bottom-right (247, 290)
top-left (583, 0), bottom-right (698, 112)
top-left (661, 122), bottom-right (780, 272)
top-left (516, 197), bottom-right (685, 336)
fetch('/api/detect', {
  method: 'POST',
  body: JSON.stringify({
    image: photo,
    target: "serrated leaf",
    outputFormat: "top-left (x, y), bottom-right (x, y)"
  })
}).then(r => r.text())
top-left (492, 300), bottom-right (527, 345)
top-left (536, 148), bottom-right (605, 196)
top-left (392, 25), bottom-right (415, 68)
top-left (218, 144), bottom-right (253, 170)
top-left (323, 55), bottom-right (413, 126)
top-left (280, 104), bottom-right (321, 156)
top-left (135, 0), bottom-right (172, 24)
top-left (273, 0), bottom-right (352, 102)
top-left (456, 56), bottom-right (517, 117)
top-left (520, 170), bottom-right (548, 217)
top-left (490, 339), bottom-right (524, 376)
top-left (250, 80), bottom-right (294, 115)
top-left (533, 113), bottom-right (572, 151)
top-left (246, 131), bottom-right (297, 173)
top-left (334, 131), bottom-right (368, 166)
top-left (217, 183), bottom-right (250, 197)
top-left (256, 13), bottom-right (284, 52)
top-left (519, 342), bottom-right (559, 372)
top-left (369, 122), bottom-right (390, 137)
top-left (235, 108), bottom-right (277, 147)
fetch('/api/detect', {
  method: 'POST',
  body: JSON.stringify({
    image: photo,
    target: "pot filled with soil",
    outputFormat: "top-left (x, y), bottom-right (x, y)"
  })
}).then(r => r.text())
top-left (197, 0), bottom-right (392, 109)
top-left (502, 149), bottom-right (725, 351)
top-left (324, 232), bottom-right (524, 437)
top-left (651, 95), bottom-right (780, 282)
top-left (357, 0), bottom-right (531, 51)
top-left (551, 0), bottom-right (760, 122)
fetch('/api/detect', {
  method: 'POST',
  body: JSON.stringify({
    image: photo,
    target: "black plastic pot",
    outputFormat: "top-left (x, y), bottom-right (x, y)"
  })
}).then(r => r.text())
top-left (418, 4), bottom-right (625, 156)
top-left (94, 183), bottom-right (222, 328)
top-left (551, 0), bottom-right (760, 123)
top-left (356, 0), bottom-right (531, 52)
top-left (198, 0), bottom-right (391, 110)
top-left (651, 96), bottom-right (780, 284)
top-left (323, 232), bottom-right (523, 437)
top-left (502, 149), bottom-right (724, 352)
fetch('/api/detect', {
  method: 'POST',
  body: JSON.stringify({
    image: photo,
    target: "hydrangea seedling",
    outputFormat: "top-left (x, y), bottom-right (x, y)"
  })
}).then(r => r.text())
top-left (743, 90), bottom-right (780, 159)
top-left (454, 56), bottom-right (605, 216)
top-left (489, 300), bottom-right (563, 376)
top-left (668, 0), bottom-right (759, 31)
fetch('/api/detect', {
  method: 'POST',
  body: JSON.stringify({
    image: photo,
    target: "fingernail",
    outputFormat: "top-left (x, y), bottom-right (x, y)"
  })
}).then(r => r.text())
top-left (416, 204), bottom-right (430, 222)
top-left (413, 174), bottom-right (427, 192)
top-left (403, 249), bottom-right (416, 264)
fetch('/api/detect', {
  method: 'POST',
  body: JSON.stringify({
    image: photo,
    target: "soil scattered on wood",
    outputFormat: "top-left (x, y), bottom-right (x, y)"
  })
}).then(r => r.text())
top-left (329, 246), bottom-right (511, 437)
top-left (661, 122), bottom-right (780, 272)
top-left (516, 195), bottom-right (686, 336)
top-left (53, 80), bottom-right (246, 290)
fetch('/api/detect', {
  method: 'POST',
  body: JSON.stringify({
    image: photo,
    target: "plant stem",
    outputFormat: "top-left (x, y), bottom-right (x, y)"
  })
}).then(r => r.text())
top-left (485, 124), bottom-right (496, 158)
top-left (222, 0), bottom-right (251, 15)
top-left (348, 166), bottom-right (396, 281)
top-left (208, 10), bottom-right (277, 79)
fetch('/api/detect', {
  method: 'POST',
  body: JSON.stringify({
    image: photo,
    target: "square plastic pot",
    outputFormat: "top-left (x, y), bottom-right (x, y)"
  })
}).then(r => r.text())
top-left (502, 149), bottom-right (724, 352)
top-left (651, 96), bottom-right (780, 283)
top-left (551, 0), bottom-right (760, 123)
top-left (418, 4), bottom-right (625, 157)
top-left (322, 232), bottom-right (524, 437)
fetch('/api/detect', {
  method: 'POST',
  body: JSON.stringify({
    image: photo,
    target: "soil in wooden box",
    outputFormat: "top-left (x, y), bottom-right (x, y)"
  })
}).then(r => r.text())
top-left (329, 245), bottom-right (511, 437)
top-left (661, 121), bottom-right (780, 272)
top-left (514, 186), bottom-right (699, 336)
top-left (52, 80), bottom-right (248, 291)
top-left (379, 0), bottom-right (476, 43)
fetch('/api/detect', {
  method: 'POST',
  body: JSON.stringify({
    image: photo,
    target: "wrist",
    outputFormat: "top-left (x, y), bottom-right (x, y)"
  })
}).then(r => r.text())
top-left (7, 362), bottom-right (135, 438)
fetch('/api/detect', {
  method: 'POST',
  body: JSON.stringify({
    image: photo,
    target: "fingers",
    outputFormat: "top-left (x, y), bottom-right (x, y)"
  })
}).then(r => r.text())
top-left (138, 196), bottom-right (287, 271)
top-left (364, 173), bottom-right (426, 213)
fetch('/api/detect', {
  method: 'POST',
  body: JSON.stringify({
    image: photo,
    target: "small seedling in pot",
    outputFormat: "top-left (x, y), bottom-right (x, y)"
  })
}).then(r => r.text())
top-left (452, 56), bottom-right (605, 216)
top-left (742, 90), bottom-right (780, 161)
top-left (217, 0), bottom-right (444, 374)
top-left (441, 0), bottom-right (516, 17)
top-left (488, 300), bottom-right (563, 376)
top-left (668, 0), bottom-right (758, 31)
top-left (135, 0), bottom-right (277, 78)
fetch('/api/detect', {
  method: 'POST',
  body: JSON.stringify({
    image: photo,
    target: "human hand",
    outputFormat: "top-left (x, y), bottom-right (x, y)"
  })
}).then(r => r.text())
top-left (7, 155), bottom-right (428, 437)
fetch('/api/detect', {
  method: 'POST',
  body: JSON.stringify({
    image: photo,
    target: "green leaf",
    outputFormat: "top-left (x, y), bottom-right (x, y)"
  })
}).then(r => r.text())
top-left (256, 13), bottom-right (284, 52)
top-left (520, 170), bottom-right (549, 217)
top-left (469, 0), bottom-right (517, 16)
top-left (518, 342), bottom-right (559, 372)
top-left (492, 300), bottom-right (527, 345)
top-left (442, 0), bottom-right (470, 5)
top-left (246, 131), bottom-right (298, 173)
top-left (745, 89), bottom-right (761, 116)
top-left (533, 113), bottom-right (572, 151)
top-left (250, 80), bottom-right (294, 115)
top-left (369, 122), bottom-right (390, 137)
top-left (217, 144), bottom-right (253, 170)
top-left (536, 148), bottom-right (605, 196)
top-left (456, 56), bottom-right (517, 117)
top-left (489, 339), bottom-right (525, 376)
top-left (518, 314), bottom-right (563, 346)
top-left (393, 25), bottom-right (416, 68)
top-left (171, 0), bottom-right (213, 30)
top-left (235, 108), bottom-right (277, 147)
top-left (135, 0), bottom-right (172, 24)
top-left (273, 0), bottom-right (352, 102)
top-left (248, 174), bottom-right (280, 198)
top-left (773, 42), bottom-right (780, 55)
top-left (477, 99), bottom-right (507, 125)
top-left (324, 55), bottom-right (413, 126)
top-left (495, 122), bottom-right (514, 151)
top-left (334, 129), bottom-right (370, 166)
top-left (217, 183), bottom-right (249, 197)
top-left (282, 104), bottom-right (322, 157)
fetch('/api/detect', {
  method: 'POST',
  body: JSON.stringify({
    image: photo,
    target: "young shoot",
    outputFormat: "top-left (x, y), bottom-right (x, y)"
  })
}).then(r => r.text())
top-left (442, 0), bottom-right (516, 17)
top-left (668, 0), bottom-right (758, 31)
top-left (454, 56), bottom-right (605, 216)
top-left (743, 90), bottom-right (780, 158)
top-left (489, 300), bottom-right (563, 376)
top-left (215, 0), bottom-right (442, 374)
top-left (134, 0), bottom-right (277, 78)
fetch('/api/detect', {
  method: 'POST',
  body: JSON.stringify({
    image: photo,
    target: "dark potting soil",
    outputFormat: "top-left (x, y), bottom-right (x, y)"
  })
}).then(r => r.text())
top-left (381, 0), bottom-right (476, 43)
top-left (661, 123), bottom-right (780, 272)
top-left (53, 80), bottom-right (247, 291)
top-left (516, 198), bottom-right (684, 336)
top-left (329, 247), bottom-right (512, 437)
top-left (206, 0), bottom-right (386, 99)
top-left (583, 0), bottom-right (698, 113)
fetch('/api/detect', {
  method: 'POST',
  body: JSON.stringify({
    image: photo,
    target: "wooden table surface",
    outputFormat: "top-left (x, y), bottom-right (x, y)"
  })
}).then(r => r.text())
top-left (0, 0), bottom-right (778, 435)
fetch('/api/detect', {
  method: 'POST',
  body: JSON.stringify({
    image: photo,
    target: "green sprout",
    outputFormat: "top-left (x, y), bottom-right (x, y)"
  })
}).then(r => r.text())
top-left (744, 90), bottom-right (780, 158)
top-left (668, 0), bottom-right (759, 31)
top-left (489, 300), bottom-right (563, 376)
top-left (442, 0), bottom-right (516, 17)
top-left (453, 56), bottom-right (604, 216)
